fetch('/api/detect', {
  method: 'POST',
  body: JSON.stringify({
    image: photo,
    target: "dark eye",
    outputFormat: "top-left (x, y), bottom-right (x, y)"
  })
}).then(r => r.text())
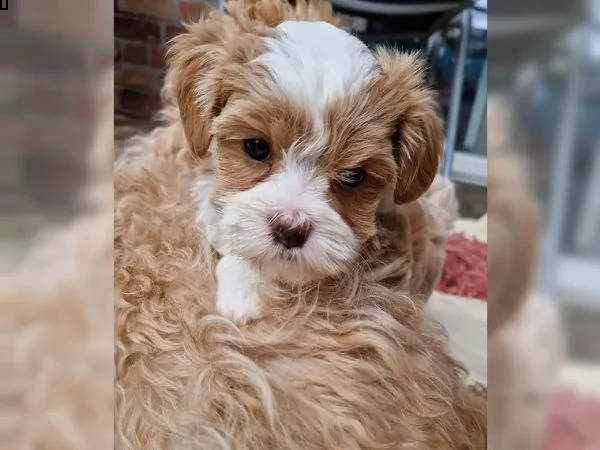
top-left (244, 138), bottom-right (271, 162)
top-left (340, 167), bottom-right (367, 187)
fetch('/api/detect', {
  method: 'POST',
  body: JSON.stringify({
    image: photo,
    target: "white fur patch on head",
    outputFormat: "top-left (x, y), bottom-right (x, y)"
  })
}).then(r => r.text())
top-left (257, 21), bottom-right (377, 127)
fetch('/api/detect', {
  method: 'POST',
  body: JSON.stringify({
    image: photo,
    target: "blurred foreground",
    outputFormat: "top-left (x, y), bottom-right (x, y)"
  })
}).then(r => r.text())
top-left (0, 0), bottom-right (114, 448)
top-left (489, 0), bottom-right (600, 447)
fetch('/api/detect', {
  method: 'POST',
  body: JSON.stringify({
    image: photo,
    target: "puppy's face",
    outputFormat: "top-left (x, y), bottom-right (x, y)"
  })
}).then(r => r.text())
top-left (170, 19), bottom-right (442, 285)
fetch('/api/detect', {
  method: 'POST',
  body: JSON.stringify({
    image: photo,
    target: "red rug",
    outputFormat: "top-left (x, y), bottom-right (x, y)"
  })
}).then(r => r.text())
top-left (436, 233), bottom-right (487, 300)
top-left (542, 389), bottom-right (600, 449)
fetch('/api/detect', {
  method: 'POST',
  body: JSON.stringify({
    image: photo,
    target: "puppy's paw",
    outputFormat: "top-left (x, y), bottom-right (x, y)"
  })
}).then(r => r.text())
top-left (215, 255), bottom-right (261, 323)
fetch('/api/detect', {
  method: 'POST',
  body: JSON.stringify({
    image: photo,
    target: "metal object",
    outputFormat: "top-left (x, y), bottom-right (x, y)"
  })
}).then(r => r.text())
top-left (329, 0), bottom-right (460, 15)
top-left (538, 27), bottom-right (584, 295)
top-left (442, 8), bottom-right (471, 177)
top-left (463, 61), bottom-right (487, 155)
top-left (448, 152), bottom-right (487, 186)
top-left (575, 140), bottom-right (600, 253)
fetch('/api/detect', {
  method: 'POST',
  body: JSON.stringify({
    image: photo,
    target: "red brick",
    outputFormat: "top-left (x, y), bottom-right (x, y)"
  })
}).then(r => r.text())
top-left (115, 16), bottom-right (160, 43)
top-left (120, 42), bottom-right (148, 65)
top-left (117, 0), bottom-right (176, 20)
top-left (149, 45), bottom-right (166, 69)
top-left (179, 1), bottom-right (210, 22)
top-left (115, 87), bottom-right (122, 111)
top-left (115, 41), bottom-right (121, 61)
top-left (165, 25), bottom-right (187, 42)
top-left (115, 65), bottom-right (162, 92)
top-left (120, 90), bottom-right (162, 116)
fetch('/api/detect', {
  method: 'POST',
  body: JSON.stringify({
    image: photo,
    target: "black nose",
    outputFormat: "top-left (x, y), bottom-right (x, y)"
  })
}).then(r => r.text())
top-left (271, 221), bottom-right (312, 249)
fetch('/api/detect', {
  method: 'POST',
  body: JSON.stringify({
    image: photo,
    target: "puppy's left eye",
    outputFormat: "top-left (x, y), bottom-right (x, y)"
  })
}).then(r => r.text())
top-left (244, 138), bottom-right (271, 162)
top-left (340, 168), bottom-right (367, 187)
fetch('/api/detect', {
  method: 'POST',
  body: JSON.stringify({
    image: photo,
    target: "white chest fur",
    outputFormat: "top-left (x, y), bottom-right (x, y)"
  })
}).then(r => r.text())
top-left (193, 174), bottom-right (263, 323)
top-left (215, 255), bottom-right (262, 323)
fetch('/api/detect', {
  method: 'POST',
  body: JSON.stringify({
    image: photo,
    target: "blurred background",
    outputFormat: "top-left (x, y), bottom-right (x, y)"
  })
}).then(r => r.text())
top-left (488, 0), bottom-right (600, 447)
top-left (0, 0), bottom-right (113, 448)
top-left (491, 0), bottom-right (600, 344)
top-left (0, 0), bottom-right (112, 256)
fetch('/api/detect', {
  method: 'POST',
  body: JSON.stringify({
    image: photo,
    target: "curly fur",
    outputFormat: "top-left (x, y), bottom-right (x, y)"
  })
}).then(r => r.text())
top-left (115, 133), bottom-right (484, 449)
top-left (368, 175), bottom-right (458, 303)
top-left (115, 1), bottom-right (484, 448)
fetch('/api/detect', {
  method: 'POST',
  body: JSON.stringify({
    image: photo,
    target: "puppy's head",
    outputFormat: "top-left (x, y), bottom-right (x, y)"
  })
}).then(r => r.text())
top-left (169, 17), bottom-right (442, 285)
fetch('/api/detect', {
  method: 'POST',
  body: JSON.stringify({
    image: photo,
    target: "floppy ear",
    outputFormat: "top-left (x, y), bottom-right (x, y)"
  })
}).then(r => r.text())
top-left (166, 18), bottom-right (227, 158)
top-left (166, 15), bottom-right (264, 158)
top-left (375, 50), bottom-right (443, 204)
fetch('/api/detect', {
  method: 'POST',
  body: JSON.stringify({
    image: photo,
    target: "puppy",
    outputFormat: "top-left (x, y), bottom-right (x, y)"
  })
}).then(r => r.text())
top-left (168, 0), bottom-right (453, 322)
top-left (487, 95), bottom-right (563, 450)
top-left (115, 1), bottom-right (484, 448)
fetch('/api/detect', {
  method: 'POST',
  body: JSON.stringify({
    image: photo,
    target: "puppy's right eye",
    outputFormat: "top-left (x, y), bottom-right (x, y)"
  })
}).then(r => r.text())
top-left (244, 139), bottom-right (271, 162)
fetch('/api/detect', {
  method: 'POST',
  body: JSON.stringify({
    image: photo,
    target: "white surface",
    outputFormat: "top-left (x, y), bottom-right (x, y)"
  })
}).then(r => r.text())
top-left (453, 214), bottom-right (487, 242)
top-left (559, 362), bottom-right (600, 397)
top-left (427, 292), bottom-right (487, 385)
top-left (431, 216), bottom-right (487, 384)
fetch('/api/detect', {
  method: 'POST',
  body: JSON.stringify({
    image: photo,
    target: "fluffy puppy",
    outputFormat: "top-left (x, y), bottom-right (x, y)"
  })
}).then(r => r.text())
top-left (487, 95), bottom-right (563, 450)
top-left (168, 0), bottom-right (452, 322)
top-left (115, 145), bottom-right (484, 450)
top-left (115, 1), bottom-right (483, 448)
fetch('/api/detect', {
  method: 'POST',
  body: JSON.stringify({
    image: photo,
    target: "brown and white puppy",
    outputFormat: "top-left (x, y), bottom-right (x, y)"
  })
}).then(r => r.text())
top-left (168, 0), bottom-right (444, 322)
top-left (115, 2), bottom-right (483, 448)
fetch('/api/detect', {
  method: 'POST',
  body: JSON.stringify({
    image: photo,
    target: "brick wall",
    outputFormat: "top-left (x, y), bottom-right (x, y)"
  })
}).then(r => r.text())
top-left (1, 0), bottom-right (112, 221)
top-left (115, 0), bottom-right (218, 118)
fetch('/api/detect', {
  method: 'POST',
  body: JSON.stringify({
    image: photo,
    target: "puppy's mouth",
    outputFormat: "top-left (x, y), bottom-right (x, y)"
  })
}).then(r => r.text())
top-left (271, 242), bottom-right (304, 262)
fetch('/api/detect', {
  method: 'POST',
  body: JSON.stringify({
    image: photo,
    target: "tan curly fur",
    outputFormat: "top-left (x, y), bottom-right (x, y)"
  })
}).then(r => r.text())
top-left (368, 175), bottom-right (458, 303)
top-left (115, 1), bottom-right (485, 448)
top-left (115, 137), bottom-right (484, 450)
